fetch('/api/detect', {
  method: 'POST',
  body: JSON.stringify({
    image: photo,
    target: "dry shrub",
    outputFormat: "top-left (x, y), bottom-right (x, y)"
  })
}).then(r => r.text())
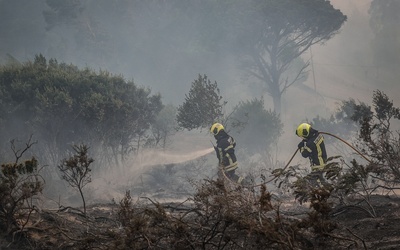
top-left (0, 137), bottom-right (44, 235)
top-left (113, 177), bottom-right (337, 249)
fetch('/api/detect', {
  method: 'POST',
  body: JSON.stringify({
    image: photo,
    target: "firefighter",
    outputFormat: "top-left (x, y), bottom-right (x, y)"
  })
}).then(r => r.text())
top-left (210, 123), bottom-right (244, 184)
top-left (295, 123), bottom-right (328, 188)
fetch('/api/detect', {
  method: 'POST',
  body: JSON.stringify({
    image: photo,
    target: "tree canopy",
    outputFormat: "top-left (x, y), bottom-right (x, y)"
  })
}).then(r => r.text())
top-left (0, 55), bottom-right (162, 167)
top-left (177, 74), bottom-right (225, 131)
top-left (226, 0), bottom-right (347, 114)
top-left (229, 98), bottom-right (282, 154)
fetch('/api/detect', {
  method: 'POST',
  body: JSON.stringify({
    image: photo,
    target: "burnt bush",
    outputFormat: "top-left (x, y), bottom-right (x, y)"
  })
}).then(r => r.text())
top-left (0, 137), bottom-right (44, 234)
top-left (113, 176), bottom-right (357, 249)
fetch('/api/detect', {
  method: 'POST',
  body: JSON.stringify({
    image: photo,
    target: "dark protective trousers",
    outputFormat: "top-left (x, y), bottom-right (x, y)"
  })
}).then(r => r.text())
top-left (306, 170), bottom-right (328, 188)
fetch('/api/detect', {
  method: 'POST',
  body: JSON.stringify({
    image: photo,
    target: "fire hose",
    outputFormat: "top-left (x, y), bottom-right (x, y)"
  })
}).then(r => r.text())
top-left (320, 131), bottom-right (372, 163)
top-left (220, 131), bottom-right (372, 189)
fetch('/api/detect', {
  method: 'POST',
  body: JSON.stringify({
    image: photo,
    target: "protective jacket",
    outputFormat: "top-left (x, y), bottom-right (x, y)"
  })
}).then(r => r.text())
top-left (298, 128), bottom-right (327, 167)
top-left (214, 130), bottom-right (238, 172)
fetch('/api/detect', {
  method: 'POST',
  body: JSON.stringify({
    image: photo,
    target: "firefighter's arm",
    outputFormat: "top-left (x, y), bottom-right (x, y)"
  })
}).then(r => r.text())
top-left (298, 140), bottom-right (312, 158)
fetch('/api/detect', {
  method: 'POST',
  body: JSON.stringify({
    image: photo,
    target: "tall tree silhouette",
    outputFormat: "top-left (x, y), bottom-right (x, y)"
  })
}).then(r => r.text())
top-left (231, 0), bottom-right (347, 114)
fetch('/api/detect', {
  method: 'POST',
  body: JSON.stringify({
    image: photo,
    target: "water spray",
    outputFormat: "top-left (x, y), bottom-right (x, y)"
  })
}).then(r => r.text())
top-left (140, 147), bottom-right (215, 168)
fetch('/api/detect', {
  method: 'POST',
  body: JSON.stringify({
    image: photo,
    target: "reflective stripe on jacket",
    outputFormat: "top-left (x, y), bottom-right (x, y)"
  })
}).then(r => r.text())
top-left (215, 131), bottom-right (238, 171)
top-left (298, 130), bottom-right (327, 167)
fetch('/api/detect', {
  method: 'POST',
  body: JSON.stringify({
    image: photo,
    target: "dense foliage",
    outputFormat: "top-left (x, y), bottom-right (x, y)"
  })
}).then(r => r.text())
top-left (177, 74), bottom-right (225, 130)
top-left (0, 55), bottom-right (162, 167)
top-left (149, 104), bottom-right (178, 150)
top-left (229, 98), bottom-right (283, 154)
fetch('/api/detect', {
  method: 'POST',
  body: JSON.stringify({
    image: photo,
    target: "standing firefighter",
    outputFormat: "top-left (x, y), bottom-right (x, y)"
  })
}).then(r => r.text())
top-left (210, 123), bottom-right (243, 184)
top-left (295, 123), bottom-right (328, 188)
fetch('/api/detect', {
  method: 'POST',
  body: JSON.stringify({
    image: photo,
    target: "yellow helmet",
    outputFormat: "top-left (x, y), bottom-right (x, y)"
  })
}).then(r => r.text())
top-left (296, 123), bottom-right (311, 138)
top-left (210, 123), bottom-right (224, 135)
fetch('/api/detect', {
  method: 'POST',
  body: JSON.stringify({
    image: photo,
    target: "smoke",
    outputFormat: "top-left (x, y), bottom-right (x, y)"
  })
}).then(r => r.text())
top-left (4, 0), bottom-right (400, 207)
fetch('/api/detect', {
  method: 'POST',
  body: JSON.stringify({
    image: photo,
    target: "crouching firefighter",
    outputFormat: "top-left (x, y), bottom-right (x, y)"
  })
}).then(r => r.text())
top-left (210, 123), bottom-right (248, 185)
top-left (296, 123), bottom-right (328, 188)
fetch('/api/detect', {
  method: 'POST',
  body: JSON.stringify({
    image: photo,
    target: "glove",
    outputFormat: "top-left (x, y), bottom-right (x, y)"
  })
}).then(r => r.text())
top-left (298, 141), bottom-right (307, 154)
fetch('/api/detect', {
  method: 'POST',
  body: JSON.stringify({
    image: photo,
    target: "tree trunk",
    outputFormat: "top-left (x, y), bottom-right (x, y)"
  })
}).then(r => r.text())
top-left (272, 94), bottom-right (282, 116)
top-left (78, 187), bottom-right (86, 215)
